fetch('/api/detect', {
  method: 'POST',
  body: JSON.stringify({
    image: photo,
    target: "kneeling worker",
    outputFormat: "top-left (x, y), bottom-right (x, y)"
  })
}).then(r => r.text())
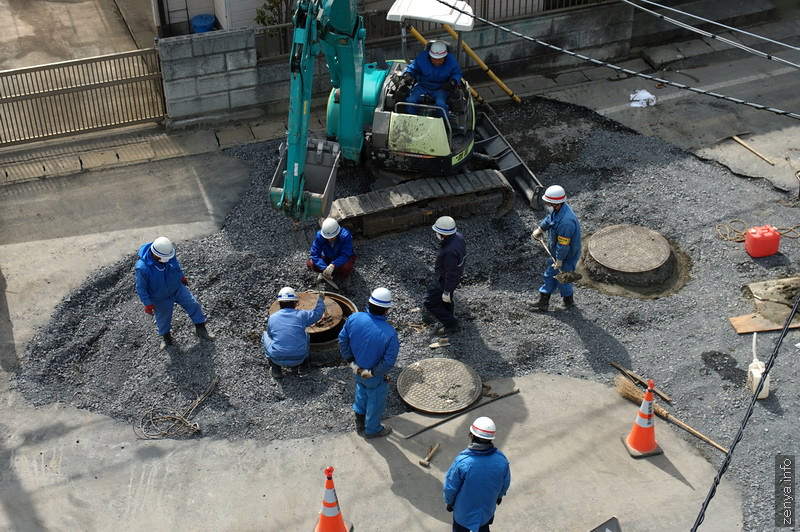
top-left (307, 218), bottom-right (356, 283)
top-left (262, 287), bottom-right (325, 379)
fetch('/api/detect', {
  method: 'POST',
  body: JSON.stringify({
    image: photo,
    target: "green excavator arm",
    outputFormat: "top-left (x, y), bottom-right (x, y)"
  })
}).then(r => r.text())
top-left (269, 0), bottom-right (366, 220)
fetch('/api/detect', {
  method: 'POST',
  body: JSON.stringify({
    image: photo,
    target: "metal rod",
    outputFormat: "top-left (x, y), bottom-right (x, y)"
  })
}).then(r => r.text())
top-left (404, 389), bottom-right (520, 439)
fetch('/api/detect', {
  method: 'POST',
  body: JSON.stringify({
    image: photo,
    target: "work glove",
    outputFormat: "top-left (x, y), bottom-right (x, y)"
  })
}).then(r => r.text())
top-left (446, 504), bottom-right (454, 512)
top-left (144, 304), bottom-right (155, 315)
top-left (447, 79), bottom-right (458, 91)
top-left (358, 368), bottom-right (374, 379)
top-left (553, 259), bottom-right (563, 270)
top-left (323, 263), bottom-right (335, 278)
top-left (403, 72), bottom-right (414, 84)
top-left (496, 497), bottom-right (503, 505)
top-left (181, 276), bottom-right (188, 286)
top-left (442, 291), bottom-right (451, 303)
top-left (532, 227), bottom-right (544, 240)
top-left (349, 361), bottom-right (361, 375)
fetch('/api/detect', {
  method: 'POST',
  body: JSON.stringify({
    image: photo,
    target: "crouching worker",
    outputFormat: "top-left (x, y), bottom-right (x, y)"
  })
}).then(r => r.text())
top-left (307, 218), bottom-right (356, 283)
top-left (262, 287), bottom-right (325, 379)
top-left (339, 287), bottom-right (399, 439)
top-left (135, 236), bottom-right (215, 350)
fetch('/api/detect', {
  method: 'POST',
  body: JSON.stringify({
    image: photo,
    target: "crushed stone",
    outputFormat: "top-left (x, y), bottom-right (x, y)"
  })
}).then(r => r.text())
top-left (13, 97), bottom-right (799, 531)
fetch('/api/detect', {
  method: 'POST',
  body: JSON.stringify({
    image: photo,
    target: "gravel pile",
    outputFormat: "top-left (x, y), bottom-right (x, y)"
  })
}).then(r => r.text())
top-left (13, 98), bottom-right (798, 530)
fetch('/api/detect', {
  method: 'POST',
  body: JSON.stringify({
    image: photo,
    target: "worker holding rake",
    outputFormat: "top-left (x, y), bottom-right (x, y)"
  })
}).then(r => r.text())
top-left (531, 185), bottom-right (582, 311)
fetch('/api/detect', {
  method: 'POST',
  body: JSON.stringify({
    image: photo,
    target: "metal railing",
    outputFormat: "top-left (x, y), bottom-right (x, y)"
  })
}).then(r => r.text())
top-left (255, 0), bottom-right (598, 60)
top-left (0, 49), bottom-right (165, 146)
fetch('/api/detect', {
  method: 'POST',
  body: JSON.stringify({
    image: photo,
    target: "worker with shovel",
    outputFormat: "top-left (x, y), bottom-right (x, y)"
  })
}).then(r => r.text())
top-left (531, 185), bottom-right (582, 311)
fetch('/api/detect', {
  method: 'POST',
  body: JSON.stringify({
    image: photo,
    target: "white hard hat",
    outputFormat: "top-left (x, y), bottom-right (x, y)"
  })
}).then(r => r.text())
top-left (429, 41), bottom-right (448, 59)
top-left (470, 416), bottom-right (496, 440)
top-left (277, 286), bottom-right (299, 302)
top-left (542, 185), bottom-right (566, 204)
top-left (432, 216), bottom-right (457, 236)
top-left (368, 287), bottom-right (393, 308)
top-left (151, 236), bottom-right (175, 262)
top-left (321, 218), bottom-right (341, 239)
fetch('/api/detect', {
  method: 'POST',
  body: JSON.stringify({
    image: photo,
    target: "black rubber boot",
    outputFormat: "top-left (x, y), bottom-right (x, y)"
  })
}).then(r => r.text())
top-left (195, 322), bottom-right (215, 340)
top-left (354, 413), bottom-right (366, 434)
top-left (556, 295), bottom-right (575, 311)
top-left (532, 293), bottom-right (551, 311)
top-left (365, 426), bottom-right (393, 439)
top-left (159, 333), bottom-right (173, 350)
top-left (269, 360), bottom-right (283, 379)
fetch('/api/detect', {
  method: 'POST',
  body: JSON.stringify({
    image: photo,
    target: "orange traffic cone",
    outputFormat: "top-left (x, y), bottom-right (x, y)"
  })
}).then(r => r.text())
top-left (314, 466), bottom-right (353, 532)
top-left (622, 379), bottom-right (663, 458)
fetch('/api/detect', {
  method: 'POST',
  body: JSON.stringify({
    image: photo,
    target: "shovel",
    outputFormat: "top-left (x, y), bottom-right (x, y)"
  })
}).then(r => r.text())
top-left (316, 272), bottom-right (339, 290)
top-left (534, 235), bottom-right (582, 284)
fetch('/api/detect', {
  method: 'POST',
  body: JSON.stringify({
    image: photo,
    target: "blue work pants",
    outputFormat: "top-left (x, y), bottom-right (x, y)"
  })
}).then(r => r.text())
top-left (152, 285), bottom-right (206, 335)
top-left (406, 85), bottom-right (450, 118)
top-left (423, 282), bottom-right (457, 328)
top-left (353, 377), bottom-right (389, 435)
top-left (539, 261), bottom-right (574, 298)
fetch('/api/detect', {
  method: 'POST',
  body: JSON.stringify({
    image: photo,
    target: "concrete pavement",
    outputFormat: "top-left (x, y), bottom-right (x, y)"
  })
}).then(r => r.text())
top-left (0, 375), bottom-right (741, 531)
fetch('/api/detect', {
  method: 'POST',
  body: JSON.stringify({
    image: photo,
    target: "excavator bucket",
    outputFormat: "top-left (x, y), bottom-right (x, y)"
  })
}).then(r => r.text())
top-left (270, 139), bottom-right (341, 219)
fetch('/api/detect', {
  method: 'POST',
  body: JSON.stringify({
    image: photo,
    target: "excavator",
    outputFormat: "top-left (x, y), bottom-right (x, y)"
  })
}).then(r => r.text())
top-left (269, 0), bottom-right (543, 236)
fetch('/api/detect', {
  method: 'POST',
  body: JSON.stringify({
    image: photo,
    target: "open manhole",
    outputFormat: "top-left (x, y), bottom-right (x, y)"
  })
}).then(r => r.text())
top-left (397, 358), bottom-right (483, 414)
top-left (585, 224), bottom-right (675, 287)
top-left (268, 291), bottom-right (357, 362)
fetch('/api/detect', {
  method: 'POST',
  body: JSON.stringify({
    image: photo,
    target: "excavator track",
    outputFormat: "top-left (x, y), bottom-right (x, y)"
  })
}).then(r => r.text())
top-left (329, 169), bottom-right (514, 237)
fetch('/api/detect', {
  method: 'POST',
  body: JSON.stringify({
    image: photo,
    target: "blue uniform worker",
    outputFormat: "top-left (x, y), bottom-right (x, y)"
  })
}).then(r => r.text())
top-left (339, 287), bottom-right (399, 439)
top-left (402, 41), bottom-right (462, 118)
top-left (424, 216), bottom-right (466, 334)
top-left (307, 218), bottom-right (356, 280)
top-left (532, 185), bottom-right (582, 311)
top-left (444, 417), bottom-right (511, 532)
top-left (135, 237), bottom-right (213, 349)
top-left (263, 287), bottom-right (325, 378)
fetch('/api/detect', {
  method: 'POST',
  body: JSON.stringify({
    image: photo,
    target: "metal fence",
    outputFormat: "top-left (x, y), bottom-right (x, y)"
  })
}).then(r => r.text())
top-left (0, 49), bottom-right (165, 146)
top-left (255, 0), bottom-right (598, 59)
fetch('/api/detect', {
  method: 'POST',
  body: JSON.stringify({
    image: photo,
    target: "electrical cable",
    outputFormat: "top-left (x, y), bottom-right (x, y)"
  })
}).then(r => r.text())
top-left (619, 0), bottom-right (800, 70)
top-left (691, 293), bottom-right (800, 530)
top-left (624, 0), bottom-right (800, 53)
top-left (432, 0), bottom-right (800, 121)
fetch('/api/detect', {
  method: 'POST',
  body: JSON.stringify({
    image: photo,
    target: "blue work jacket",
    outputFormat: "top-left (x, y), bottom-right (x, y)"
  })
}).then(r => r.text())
top-left (310, 227), bottom-right (354, 270)
top-left (338, 311), bottom-right (399, 385)
top-left (539, 203), bottom-right (582, 268)
top-left (435, 232), bottom-right (466, 293)
top-left (135, 242), bottom-right (186, 305)
top-left (444, 446), bottom-right (511, 531)
top-left (403, 51), bottom-right (462, 93)
top-left (264, 296), bottom-right (325, 366)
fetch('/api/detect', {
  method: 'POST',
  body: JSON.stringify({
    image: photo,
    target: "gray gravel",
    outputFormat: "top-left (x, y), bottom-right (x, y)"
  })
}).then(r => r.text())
top-left (13, 97), bottom-right (799, 531)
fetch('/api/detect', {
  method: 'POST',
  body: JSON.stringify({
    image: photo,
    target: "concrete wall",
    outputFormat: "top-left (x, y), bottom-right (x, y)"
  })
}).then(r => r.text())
top-left (157, 29), bottom-right (258, 119)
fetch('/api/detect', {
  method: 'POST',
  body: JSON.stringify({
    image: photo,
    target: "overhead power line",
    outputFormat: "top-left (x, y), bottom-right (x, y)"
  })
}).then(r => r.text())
top-left (432, 0), bottom-right (800, 121)
top-left (619, 0), bottom-right (800, 70)
top-left (624, 0), bottom-right (800, 53)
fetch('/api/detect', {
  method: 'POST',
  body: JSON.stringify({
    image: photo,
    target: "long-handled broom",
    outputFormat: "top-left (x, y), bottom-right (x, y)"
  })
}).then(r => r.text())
top-left (614, 375), bottom-right (728, 454)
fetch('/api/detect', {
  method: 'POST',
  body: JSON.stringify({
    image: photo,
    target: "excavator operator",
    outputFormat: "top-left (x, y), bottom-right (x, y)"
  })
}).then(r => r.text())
top-left (399, 41), bottom-right (463, 119)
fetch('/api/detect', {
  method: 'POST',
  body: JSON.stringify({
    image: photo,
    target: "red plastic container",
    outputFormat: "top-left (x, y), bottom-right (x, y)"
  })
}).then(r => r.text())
top-left (745, 225), bottom-right (780, 257)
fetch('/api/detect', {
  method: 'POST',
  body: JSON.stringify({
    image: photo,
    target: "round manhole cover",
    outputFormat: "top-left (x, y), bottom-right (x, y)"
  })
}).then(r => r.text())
top-left (588, 224), bottom-right (671, 273)
top-left (268, 292), bottom-right (343, 333)
top-left (397, 358), bottom-right (482, 414)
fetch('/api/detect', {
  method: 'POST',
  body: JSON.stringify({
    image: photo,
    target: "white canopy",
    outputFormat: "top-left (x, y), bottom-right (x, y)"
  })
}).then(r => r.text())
top-left (386, 0), bottom-right (475, 32)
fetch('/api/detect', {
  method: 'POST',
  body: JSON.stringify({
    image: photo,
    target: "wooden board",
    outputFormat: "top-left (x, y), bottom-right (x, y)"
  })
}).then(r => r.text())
top-left (729, 313), bottom-right (800, 334)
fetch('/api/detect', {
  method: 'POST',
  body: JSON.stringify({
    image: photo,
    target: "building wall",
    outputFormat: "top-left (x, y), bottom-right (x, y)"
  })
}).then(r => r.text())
top-left (157, 29), bottom-right (258, 119)
top-left (159, 4), bottom-right (635, 119)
